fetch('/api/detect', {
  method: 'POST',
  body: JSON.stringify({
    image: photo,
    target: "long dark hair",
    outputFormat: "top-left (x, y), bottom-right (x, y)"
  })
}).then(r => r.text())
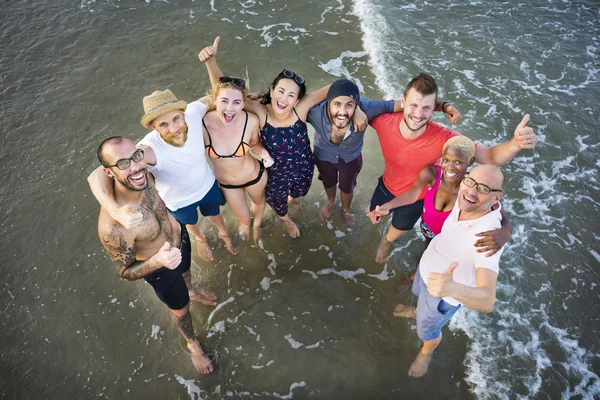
top-left (260, 70), bottom-right (307, 105)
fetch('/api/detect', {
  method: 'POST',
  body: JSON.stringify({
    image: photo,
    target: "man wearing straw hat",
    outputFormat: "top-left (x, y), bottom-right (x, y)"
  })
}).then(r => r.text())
top-left (95, 136), bottom-right (215, 374)
top-left (88, 89), bottom-right (236, 261)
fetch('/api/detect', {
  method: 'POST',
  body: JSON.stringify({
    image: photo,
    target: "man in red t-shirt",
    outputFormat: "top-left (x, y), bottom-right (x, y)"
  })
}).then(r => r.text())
top-left (369, 73), bottom-right (536, 263)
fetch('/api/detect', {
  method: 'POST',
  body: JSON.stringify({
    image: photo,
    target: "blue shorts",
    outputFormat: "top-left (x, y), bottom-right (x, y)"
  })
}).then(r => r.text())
top-left (412, 268), bottom-right (461, 341)
top-left (144, 224), bottom-right (191, 310)
top-left (168, 180), bottom-right (225, 225)
top-left (369, 176), bottom-right (424, 231)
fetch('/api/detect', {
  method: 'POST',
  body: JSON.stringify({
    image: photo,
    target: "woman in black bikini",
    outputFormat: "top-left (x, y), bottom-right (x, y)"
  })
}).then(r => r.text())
top-left (201, 67), bottom-right (274, 241)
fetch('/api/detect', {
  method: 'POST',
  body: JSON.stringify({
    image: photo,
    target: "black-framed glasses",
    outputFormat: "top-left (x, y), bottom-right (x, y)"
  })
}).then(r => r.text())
top-left (106, 149), bottom-right (144, 170)
top-left (219, 76), bottom-right (246, 87)
top-left (282, 69), bottom-right (305, 85)
top-left (462, 176), bottom-right (502, 195)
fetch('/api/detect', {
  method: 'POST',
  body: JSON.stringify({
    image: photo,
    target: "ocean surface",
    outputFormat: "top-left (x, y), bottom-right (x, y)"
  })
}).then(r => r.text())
top-left (1, 0), bottom-right (599, 399)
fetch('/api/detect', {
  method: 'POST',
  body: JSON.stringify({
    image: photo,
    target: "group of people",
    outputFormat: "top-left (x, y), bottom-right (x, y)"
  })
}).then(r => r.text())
top-left (90, 37), bottom-right (537, 377)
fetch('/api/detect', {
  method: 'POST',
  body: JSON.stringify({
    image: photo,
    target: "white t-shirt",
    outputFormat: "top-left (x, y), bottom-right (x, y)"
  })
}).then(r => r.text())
top-left (138, 101), bottom-right (215, 211)
top-left (419, 201), bottom-right (504, 306)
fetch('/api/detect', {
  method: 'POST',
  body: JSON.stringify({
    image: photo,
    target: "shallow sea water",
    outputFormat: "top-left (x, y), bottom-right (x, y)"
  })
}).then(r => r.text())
top-left (0, 0), bottom-right (599, 398)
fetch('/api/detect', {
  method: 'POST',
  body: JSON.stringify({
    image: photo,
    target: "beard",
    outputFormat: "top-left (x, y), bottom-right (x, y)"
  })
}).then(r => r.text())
top-left (163, 126), bottom-right (188, 147)
top-left (116, 168), bottom-right (148, 192)
top-left (403, 115), bottom-right (429, 132)
top-left (331, 112), bottom-right (351, 129)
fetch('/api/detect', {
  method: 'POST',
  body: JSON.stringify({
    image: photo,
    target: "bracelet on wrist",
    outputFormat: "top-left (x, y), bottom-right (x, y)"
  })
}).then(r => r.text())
top-left (441, 102), bottom-right (449, 113)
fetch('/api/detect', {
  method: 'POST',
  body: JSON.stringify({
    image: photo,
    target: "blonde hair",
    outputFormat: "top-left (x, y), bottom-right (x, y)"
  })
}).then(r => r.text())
top-left (443, 136), bottom-right (475, 160)
top-left (207, 79), bottom-right (248, 112)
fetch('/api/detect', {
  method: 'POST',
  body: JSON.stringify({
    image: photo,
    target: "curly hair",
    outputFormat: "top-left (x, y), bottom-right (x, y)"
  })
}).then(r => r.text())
top-left (443, 135), bottom-right (476, 160)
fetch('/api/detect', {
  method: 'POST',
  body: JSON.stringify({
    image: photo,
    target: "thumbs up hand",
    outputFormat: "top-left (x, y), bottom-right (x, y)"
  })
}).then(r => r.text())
top-left (426, 262), bottom-right (458, 298)
top-left (513, 114), bottom-right (536, 149)
top-left (155, 242), bottom-right (182, 270)
top-left (199, 36), bottom-right (220, 63)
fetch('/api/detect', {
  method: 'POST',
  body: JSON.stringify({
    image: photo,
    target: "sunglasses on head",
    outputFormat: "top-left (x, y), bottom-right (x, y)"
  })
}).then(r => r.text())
top-left (219, 76), bottom-right (246, 87)
top-left (107, 148), bottom-right (145, 170)
top-left (282, 69), bottom-right (305, 85)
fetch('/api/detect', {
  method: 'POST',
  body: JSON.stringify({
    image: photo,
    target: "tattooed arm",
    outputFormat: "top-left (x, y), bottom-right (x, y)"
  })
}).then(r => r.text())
top-left (99, 222), bottom-right (182, 280)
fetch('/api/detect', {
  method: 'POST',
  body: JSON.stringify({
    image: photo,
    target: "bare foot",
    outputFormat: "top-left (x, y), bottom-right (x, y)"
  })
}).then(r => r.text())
top-left (218, 232), bottom-right (238, 255)
top-left (238, 224), bottom-right (251, 241)
top-left (188, 342), bottom-right (214, 375)
top-left (252, 225), bottom-right (262, 247)
top-left (195, 240), bottom-right (214, 261)
top-left (408, 351), bottom-right (433, 378)
top-left (282, 219), bottom-right (300, 238)
top-left (189, 288), bottom-right (218, 306)
top-left (319, 202), bottom-right (334, 220)
top-left (341, 210), bottom-right (356, 227)
top-left (375, 237), bottom-right (392, 264)
top-left (393, 304), bottom-right (416, 318)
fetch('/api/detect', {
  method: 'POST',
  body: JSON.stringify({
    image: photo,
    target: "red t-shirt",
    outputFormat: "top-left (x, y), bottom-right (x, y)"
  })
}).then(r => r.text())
top-left (370, 112), bottom-right (459, 199)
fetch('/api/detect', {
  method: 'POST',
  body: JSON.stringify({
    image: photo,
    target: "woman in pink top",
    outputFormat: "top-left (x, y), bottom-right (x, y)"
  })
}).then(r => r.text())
top-left (369, 136), bottom-right (510, 252)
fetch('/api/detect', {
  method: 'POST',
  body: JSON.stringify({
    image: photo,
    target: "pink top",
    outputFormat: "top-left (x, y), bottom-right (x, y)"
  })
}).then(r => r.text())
top-left (422, 165), bottom-right (452, 236)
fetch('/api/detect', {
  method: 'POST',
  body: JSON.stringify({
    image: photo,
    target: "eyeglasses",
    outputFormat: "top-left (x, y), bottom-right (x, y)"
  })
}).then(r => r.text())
top-left (462, 176), bottom-right (502, 195)
top-left (106, 149), bottom-right (144, 170)
top-left (282, 69), bottom-right (305, 85)
top-left (219, 76), bottom-right (246, 87)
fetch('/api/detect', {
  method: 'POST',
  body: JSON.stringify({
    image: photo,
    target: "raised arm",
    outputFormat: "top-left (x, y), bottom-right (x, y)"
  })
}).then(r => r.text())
top-left (427, 263), bottom-right (498, 313)
top-left (367, 166), bottom-right (437, 224)
top-left (198, 36), bottom-right (223, 89)
top-left (295, 84), bottom-right (332, 119)
top-left (474, 114), bottom-right (536, 165)
top-left (391, 100), bottom-right (461, 124)
top-left (99, 222), bottom-right (181, 281)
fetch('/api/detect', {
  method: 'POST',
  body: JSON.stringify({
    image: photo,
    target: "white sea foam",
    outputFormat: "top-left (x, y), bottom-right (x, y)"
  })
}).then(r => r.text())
top-left (150, 325), bottom-right (160, 340)
top-left (284, 334), bottom-right (323, 350)
top-left (367, 263), bottom-right (395, 281)
top-left (175, 375), bottom-right (205, 400)
top-left (271, 381), bottom-right (307, 399)
top-left (317, 267), bottom-right (365, 282)
top-left (207, 320), bottom-right (225, 338)
top-left (318, 51), bottom-right (368, 92)
top-left (206, 296), bottom-right (235, 326)
top-left (351, 0), bottom-right (401, 98)
top-left (260, 277), bottom-right (282, 290)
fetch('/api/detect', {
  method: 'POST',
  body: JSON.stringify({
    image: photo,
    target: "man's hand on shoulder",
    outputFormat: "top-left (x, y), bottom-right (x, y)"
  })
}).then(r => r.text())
top-left (353, 105), bottom-right (368, 130)
top-left (111, 204), bottom-right (145, 230)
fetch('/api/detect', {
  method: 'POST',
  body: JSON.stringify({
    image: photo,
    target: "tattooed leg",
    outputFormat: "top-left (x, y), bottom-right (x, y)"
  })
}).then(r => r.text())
top-left (183, 270), bottom-right (218, 307)
top-left (169, 304), bottom-right (196, 342)
top-left (169, 304), bottom-right (214, 374)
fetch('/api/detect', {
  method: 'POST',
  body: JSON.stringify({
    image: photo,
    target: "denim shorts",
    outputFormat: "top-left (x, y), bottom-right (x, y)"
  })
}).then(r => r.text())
top-left (168, 180), bottom-right (225, 225)
top-left (412, 267), bottom-right (461, 341)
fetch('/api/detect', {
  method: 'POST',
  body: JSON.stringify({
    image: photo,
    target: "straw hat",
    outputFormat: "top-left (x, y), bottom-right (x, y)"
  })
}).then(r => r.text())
top-left (140, 89), bottom-right (187, 128)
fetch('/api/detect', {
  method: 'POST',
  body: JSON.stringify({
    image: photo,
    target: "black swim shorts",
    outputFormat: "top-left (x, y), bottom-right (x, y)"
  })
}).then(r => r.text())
top-left (143, 224), bottom-right (191, 310)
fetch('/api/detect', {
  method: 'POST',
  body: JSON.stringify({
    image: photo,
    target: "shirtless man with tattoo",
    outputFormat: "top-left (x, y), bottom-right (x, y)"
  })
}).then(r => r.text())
top-left (95, 136), bottom-right (216, 374)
